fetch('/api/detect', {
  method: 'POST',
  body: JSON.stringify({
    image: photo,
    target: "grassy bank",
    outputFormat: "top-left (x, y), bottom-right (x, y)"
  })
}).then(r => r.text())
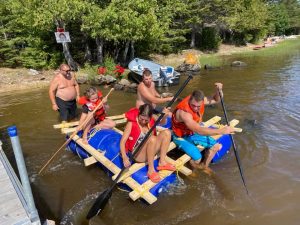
top-left (152, 37), bottom-right (300, 68)
top-left (200, 37), bottom-right (300, 67)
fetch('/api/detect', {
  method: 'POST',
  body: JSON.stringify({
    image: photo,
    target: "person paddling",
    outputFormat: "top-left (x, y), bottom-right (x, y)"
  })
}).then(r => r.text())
top-left (136, 69), bottom-right (173, 114)
top-left (172, 84), bottom-right (235, 173)
top-left (120, 104), bottom-right (175, 183)
top-left (78, 87), bottom-right (115, 144)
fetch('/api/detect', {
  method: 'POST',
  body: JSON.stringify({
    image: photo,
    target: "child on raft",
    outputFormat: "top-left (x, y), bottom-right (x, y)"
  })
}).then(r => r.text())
top-left (78, 86), bottom-right (115, 144)
top-left (120, 103), bottom-right (176, 183)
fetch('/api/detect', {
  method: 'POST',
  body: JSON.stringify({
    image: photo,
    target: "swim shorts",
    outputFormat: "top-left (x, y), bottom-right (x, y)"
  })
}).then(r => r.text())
top-left (55, 96), bottom-right (77, 121)
top-left (172, 133), bottom-right (217, 161)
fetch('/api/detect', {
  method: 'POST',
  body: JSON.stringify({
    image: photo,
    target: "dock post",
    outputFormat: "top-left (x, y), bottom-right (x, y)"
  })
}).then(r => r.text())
top-left (7, 125), bottom-right (40, 223)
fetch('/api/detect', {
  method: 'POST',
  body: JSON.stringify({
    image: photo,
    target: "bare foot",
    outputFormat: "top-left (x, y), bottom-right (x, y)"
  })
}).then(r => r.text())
top-left (198, 163), bottom-right (213, 176)
top-left (189, 160), bottom-right (201, 169)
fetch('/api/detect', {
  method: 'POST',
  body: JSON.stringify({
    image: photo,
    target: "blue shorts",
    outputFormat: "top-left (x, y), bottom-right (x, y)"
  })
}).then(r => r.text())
top-left (172, 134), bottom-right (217, 161)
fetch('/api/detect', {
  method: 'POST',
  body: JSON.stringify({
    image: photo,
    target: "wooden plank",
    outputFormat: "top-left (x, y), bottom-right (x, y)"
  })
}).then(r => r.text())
top-left (165, 155), bottom-right (192, 176)
top-left (121, 177), bottom-right (157, 204)
top-left (61, 127), bottom-right (76, 134)
top-left (212, 119), bottom-right (240, 140)
top-left (60, 118), bottom-right (128, 134)
top-left (108, 114), bottom-right (125, 120)
top-left (72, 135), bottom-right (121, 175)
top-left (54, 121), bottom-right (78, 129)
top-left (201, 116), bottom-right (221, 127)
top-left (129, 153), bottom-right (192, 201)
top-left (112, 142), bottom-right (177, 182)
top-left (71, 135), bottom-right (157, 204)
top-left (84, 156), bottom-right (97, 166)
top-left (111, 128), bottom-right (191, 182)
top-left (114, 118), bottom-right (127, 125)
top-left (233, 127), bottom-right (242, 132)
top-left (53, 114), bottom-right (125, 129)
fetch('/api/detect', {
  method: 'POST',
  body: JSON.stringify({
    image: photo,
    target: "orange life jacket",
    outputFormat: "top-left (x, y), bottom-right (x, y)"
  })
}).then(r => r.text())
top-left (78, 91), bottom-right (106, 122)
top-left (172, 95), bottom-right (205, 137)
top-left (125, 108), bottom-right (156, 153)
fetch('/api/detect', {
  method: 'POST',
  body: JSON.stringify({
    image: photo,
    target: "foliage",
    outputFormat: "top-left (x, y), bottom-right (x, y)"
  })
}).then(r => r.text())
top-left (82, 63), bottom-right (99, 82)
top-left (102, 56), bottom-right (116, 76)
top-left (267, 3), bottom-right (289, 35)
top-left (222, 0), bottom-right (270, 44)
top-left (0, 0), bottom-right (300, 69)
top-left (199, 27), bottom-right (222, 51)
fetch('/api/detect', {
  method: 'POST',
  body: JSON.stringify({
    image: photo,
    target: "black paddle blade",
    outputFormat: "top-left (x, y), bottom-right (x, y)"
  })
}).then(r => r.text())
top-left (86, 189), bottom-right (112, 220)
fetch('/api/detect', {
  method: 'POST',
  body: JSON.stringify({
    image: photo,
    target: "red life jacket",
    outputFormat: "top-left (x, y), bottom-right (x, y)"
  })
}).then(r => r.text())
top-left (172, 95), bottom-right (204, 137)
top-left (125, 108), bottom-right (156, 153)
top-left (78, 91), bottom-right (106, 122)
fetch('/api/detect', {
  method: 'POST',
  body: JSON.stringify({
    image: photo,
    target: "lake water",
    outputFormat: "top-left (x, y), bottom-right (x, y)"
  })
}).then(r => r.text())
top-left (0, 45), bottom-right (299, 225)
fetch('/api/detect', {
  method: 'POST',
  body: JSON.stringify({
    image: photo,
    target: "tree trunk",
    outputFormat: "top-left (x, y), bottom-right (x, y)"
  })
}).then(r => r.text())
top-left (84, 43), bottom-right (93, 63)
top-left (123, 40), bottom-right (130, 64)
top-left (114, 44), bottom-right (120, 61)
top-left (83, 34), bottom-right (93, 63)
top-left (62, 42), bottom-right (78, 70)
top-left (190, 27), bottom-right (196, 48)
top-left (55, 19), bottom-right (78, 70)
top-left (130, 41), bottom-right (135, 61)
top-left (95, 37), bottom-right (104, 64)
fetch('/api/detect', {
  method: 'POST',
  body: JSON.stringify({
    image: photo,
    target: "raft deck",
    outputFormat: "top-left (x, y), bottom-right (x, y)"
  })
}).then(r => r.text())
top-left (54, 115), bottom-right (241, 204)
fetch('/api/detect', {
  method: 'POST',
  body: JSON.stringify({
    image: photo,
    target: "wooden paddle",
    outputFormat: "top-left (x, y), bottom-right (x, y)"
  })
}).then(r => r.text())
top-left (38, 88), bottom-right (114, 175)
top-left (86, 75), bottom-right (193, 220)
top-left (218, 88), bottom-right (249, 195)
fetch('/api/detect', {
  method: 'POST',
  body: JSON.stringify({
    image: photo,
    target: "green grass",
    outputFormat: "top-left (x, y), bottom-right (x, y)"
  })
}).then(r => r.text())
top-left (233, 38), bottom-right (300, 58)
top-left (199, 54), bottom-right (229, 67)
top-left (198, 37), bottom-right (300, 67)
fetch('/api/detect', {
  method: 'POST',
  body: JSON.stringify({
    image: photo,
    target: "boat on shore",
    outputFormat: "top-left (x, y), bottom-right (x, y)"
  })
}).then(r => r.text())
top-left (128, 58), bottom-right (180, 87)
top-left (54, 114), bottom-right (241, 204)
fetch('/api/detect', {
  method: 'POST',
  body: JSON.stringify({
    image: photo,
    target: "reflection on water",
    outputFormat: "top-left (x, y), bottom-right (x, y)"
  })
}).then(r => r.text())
top-left (0, 48), bottom-right (300, 225)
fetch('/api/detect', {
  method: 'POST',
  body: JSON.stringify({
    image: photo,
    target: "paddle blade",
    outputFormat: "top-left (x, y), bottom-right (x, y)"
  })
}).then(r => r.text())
top-left (86, 189), bottom-right (112, 220)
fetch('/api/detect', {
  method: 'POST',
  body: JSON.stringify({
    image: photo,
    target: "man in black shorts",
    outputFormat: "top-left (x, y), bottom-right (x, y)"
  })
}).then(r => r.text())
top-left (49, 64), bottom-right (80, 121)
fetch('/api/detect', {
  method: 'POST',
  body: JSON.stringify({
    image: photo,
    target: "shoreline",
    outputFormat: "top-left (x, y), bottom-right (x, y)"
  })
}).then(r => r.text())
top-left (1, 37), bottom-right (299, 95)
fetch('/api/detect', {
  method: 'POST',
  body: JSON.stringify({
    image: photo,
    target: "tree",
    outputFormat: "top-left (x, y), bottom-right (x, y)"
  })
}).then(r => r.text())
top-left (267, 3), bottom-right (289, 35)
top-left (279, 0), bottom-right (300, 34)
top-left (30, 0), bottom-right (90, 70)
top-left (223, 0), bottom-right (270, 44)
top-left (0, 0), bottom-right (57, 68)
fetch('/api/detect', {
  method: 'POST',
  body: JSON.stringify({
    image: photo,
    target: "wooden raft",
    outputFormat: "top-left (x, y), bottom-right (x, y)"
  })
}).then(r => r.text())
top-left (67, 116), bottom-right (241, 204)
top-left (53, 114), bottom-right (126, 132)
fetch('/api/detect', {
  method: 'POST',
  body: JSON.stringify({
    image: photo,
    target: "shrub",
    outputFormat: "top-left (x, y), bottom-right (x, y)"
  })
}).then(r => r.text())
top-left (199, 27), bottom-right (221, 51)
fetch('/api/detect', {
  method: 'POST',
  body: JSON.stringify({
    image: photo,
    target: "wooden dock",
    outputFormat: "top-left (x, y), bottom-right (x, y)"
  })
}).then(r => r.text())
top-left (0, 140), bottom-right (40, 225)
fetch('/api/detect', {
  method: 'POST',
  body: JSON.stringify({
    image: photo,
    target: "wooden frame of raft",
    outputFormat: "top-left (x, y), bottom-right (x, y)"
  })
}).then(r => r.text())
top-left (64, 116), bottom-right (241, 204)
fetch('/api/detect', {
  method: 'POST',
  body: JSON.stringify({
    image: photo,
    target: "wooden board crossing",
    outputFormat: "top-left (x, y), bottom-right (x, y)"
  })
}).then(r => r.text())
top-left (67, 116), bottom-right (241, 204)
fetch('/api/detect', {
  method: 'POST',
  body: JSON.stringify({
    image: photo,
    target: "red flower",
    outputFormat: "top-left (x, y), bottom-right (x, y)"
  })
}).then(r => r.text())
top-left (114, 65), bottom-right (125, 74)
top-left (97, 67), bottom-right (106, 75)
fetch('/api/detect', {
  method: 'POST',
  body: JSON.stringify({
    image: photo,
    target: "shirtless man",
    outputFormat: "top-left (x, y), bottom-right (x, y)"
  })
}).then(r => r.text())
top-left (49, 64), bottom-right (80, 121)
top-left (136, 69), bottom-right (173, 113)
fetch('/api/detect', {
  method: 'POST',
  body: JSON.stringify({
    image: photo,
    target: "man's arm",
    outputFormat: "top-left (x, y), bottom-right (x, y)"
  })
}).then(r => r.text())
top-left (204, 82), bottom-right (223, 105)
top-left (73, 73), bottom-right (80, 101)
top-left (153, 84), bottom-right (161, 98)
top-left (49, 77), bottom-right (59, 110)
top-left (179, 110), bottom-right (233, 136)
top-left (138, 84), bottom-right (173, 104)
